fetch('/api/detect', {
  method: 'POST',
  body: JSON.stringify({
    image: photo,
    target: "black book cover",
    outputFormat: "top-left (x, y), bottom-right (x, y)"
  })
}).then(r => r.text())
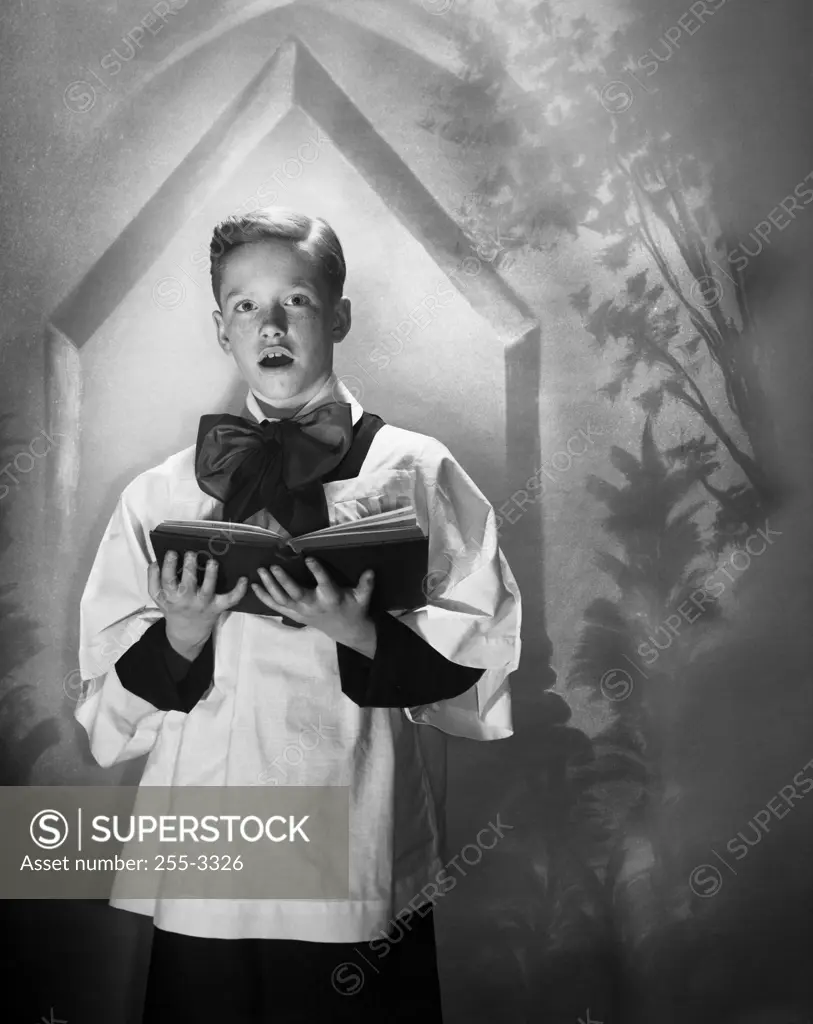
top-left (149, 515), bottom-right (429, 618)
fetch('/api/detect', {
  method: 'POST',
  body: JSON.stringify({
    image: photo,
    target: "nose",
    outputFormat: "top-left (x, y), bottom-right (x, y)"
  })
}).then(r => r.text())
top-left (260, 302), bottom-right (287, 339)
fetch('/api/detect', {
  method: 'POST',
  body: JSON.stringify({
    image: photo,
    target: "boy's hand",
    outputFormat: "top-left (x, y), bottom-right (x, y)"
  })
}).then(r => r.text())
top-left (252, 558), bottom-right (377, 655)
top-left (148, 551), bottom-right (248, 660)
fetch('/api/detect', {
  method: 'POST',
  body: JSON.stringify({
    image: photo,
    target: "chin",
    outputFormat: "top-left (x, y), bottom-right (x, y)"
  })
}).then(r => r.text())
top-left (251, 369), bottom-right (303, 400)
top-left (253, 380), bottom-right (297, 401)
top-left (251, 367), bottom-right (330, 407)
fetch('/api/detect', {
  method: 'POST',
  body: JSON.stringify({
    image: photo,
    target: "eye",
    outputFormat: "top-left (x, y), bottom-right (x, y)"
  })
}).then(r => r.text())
top-left (286, 294), bottom-right (312, 307)
top-left (234, 299), bottom-right (257, 313)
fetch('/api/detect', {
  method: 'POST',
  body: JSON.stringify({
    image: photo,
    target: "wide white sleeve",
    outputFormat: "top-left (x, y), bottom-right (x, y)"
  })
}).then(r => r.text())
top-left (398, 440), bottom-right (521, 741)
top-left (74, 473), bottom-right (170, 768)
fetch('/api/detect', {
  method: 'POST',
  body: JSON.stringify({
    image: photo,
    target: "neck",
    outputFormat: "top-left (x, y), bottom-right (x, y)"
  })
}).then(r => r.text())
top-left (253, 394), bottom-right (304, 420)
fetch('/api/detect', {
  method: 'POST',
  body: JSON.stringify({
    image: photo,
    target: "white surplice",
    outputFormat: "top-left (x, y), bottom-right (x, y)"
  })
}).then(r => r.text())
top-left (74, 373), bottom-right (522, 941)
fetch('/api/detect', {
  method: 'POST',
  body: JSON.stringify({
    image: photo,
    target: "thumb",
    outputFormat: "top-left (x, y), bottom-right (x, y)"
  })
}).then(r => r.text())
top-left (354, 569), bottom-right (375, 602)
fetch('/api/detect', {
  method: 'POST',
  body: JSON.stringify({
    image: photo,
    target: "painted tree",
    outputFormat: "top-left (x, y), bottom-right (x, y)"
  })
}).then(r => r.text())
top-left (420, 0), bottom-right (778, 546)
top-left (569, 419), bottom-right (724, 990)
top-left (418, 2), bottom-right (782, 1016)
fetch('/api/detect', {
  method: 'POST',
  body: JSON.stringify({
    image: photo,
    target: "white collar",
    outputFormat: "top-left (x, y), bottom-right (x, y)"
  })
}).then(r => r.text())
top-left (245, 371), bottom-right (363, 426)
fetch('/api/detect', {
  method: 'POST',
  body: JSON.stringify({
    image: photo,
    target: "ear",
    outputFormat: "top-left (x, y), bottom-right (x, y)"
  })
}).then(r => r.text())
top-left (331, 297), bottom-right (351, 345)
top-left (212, 309), bottom-right (231, 355)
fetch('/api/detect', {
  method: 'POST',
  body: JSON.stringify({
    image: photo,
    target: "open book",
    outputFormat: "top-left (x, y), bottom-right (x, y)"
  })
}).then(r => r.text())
top-left (149, 506), bottom-right (429, 619)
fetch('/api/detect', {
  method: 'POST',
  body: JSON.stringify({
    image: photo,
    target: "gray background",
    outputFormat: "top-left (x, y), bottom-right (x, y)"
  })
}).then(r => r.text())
top-left (1, 1), bottom-right (812, 1022)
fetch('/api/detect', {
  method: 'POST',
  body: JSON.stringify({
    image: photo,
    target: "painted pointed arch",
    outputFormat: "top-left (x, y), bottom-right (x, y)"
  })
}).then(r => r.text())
top-left (46, 33), bottom-right (539, 533)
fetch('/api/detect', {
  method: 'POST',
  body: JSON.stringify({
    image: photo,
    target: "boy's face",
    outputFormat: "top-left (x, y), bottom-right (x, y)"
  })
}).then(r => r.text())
top-left (212, 239), bottom-right (350, 409)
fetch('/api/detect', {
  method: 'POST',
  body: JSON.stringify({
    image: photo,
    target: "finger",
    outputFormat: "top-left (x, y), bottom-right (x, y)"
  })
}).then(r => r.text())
top-left (304, 557), bottom-right (336, 595)
top-left (216, 576), bottom-right (249, 610)
top-left (197, 558), bottom-right (220, 602)
top-left (160, 550), bottom-right (179, 593)
top-left (179, 550), bottom-right (199, 595)
top-left (352, 568), bottom-right (375, 605)
top-left (269, 564), bottom-right (306, 602)
top-left (257, 567), bottom-right (291, 604)
top-left (251, 582), bottom-right (286, 612)
top-left (147, 562), bottom-right (163, 604)
top-left (250, 583), bottom-right (304, 625)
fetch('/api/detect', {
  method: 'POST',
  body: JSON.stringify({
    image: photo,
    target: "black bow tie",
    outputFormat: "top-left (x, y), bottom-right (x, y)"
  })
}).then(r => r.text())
top-left (194, 401), bottom-right (354, 536)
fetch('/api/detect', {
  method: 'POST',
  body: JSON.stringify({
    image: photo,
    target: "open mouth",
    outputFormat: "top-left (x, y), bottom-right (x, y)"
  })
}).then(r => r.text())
top-left (258, 348), bottom-right (294, 370)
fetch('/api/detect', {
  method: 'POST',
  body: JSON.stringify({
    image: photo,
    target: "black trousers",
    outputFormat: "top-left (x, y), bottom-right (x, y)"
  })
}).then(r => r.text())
top-left (141, 908), bottom-right (443, 1023)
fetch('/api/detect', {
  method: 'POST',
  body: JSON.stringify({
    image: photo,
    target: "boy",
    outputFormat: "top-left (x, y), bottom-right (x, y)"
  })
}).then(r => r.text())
top-left (75, 207), bottom-right (521, 1023)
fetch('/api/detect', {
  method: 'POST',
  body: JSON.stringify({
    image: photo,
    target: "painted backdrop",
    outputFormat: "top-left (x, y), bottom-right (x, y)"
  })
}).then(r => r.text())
top-left (1, 1), bottom-right (812, 1022)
